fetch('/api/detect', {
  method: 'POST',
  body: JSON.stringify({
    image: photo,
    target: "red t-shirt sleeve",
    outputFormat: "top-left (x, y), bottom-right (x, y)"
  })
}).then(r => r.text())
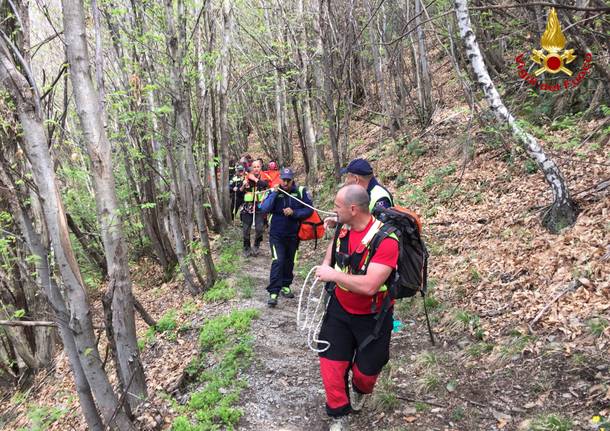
top-left (369, 237), bottom-right (399, 269)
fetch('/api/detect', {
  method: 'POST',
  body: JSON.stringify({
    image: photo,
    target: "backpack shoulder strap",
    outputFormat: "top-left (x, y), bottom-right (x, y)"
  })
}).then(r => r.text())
top-left (330, 223), bottom-right (345, 269)
top-left (364, 225), bottom-right (399, 267)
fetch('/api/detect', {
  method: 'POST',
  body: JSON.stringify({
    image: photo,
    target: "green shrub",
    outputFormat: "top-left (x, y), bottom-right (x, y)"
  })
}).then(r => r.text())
top-left (529, 414), bottom-right (573, 431)
top-left (156, 309), bottom-right (178, 333)
top-left (203, 279), bottom-right (236, 302)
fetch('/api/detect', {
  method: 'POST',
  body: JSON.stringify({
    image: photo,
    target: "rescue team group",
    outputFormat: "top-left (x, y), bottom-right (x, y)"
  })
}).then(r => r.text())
top-left (229, 154), bottom-right (396, 431)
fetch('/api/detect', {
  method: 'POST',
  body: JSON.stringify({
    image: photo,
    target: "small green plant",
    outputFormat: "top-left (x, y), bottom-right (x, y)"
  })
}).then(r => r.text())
top-left (17, 404), bottom-right (67, 431)
top-left (203, 279), bottom-right (236, 302)
top-left (524, 159), bottom-right (538, 174)
top-left (587, 318), bottom-right (608, 337)
top-left (406, 139), bottom-right (427, 157)
top-left (469, 266), bottom-right (481, 284)
top-left (216, 238), bottom-right (242, 275)
top-left (156, 310), bottom-right (178, 333)
top-left (454, 310), bottom-right (480, 332)
top-left (414, 401), bottom-right (429, 412)
top-left (417, 371), bottom-right (440, 393)
top-left (172, 309), bottom-right (259, 430)
top-left (422, 164), bottom-right (456, 191)
top-left (451, 406), bottom-right (465, 421)
top-left (181, 300), bottom-right (198, 317)
top-left (499, 331), bottom-right (534, 360)
top-left (416, 351), bottom-right (438, 368)
top-left (529, 413), bottom-right (573, 431)
top-left (466, 342), bottom-right (494, 357)
top-left (236, 274), bottom-right (255, 299)
top-left (372, 373), bottom-right (399, 411)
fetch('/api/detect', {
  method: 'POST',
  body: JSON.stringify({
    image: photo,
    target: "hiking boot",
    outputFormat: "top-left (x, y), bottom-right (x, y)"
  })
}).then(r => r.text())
top-left (280, 286), bottom-right (295, 298)
top-left (267, 293), bottom-right (278, 307)
top-left (329, 415), bottom-right (349, 431)
top-left (350, 389), bottom-right (370, 412)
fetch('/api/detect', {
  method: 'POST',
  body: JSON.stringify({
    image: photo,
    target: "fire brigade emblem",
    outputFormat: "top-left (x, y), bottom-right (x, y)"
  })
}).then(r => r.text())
top-left (531, 8), bottom-right (576, 76)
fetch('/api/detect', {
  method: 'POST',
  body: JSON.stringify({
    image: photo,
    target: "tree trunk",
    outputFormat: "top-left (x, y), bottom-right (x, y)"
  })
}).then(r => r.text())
top-left (196, 15), bottom-right (226, 230)
top-left (62, 0), bottom-right (147, 411)
top-left (414, 0), bottom-right (434, 126)
top-left (318, 0), bottom-right (341, 182)
top-left (454, 0), bottom-right (578, 233)
top-left (0, 41), bottom-right (134, 429)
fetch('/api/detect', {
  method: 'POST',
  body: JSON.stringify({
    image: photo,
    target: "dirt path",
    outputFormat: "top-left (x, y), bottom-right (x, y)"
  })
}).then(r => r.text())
top-left (236, 246), bottom-right (330, 431)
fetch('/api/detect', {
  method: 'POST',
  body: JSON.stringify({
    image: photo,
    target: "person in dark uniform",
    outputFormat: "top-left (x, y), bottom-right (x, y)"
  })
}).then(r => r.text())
top-left (324, 158), bottom-right (394, 230)
top-left (259, 168), bottom-right (313, 307)
top-left (229, 164), bottom-right (245, 220)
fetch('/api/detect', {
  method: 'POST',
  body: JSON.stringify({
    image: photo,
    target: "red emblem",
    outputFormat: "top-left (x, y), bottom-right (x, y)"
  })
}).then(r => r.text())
top-left (338, 228), bottom-right (348, 239)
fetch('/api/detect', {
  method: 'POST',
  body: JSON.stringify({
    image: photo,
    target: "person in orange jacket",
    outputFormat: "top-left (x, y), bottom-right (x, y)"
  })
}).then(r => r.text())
top-left (265, 161), bottom-right (281, 188)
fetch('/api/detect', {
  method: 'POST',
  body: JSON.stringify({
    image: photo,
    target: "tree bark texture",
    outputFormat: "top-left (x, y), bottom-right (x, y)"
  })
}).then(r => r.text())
top-left (62, 0), bottom-right (147, 411)
top-left (0, 39), bottom-right (133, 429)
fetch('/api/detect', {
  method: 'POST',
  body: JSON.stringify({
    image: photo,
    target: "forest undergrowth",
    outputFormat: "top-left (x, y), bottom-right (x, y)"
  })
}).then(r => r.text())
top-left (2, 97), bottom-right (608, 430)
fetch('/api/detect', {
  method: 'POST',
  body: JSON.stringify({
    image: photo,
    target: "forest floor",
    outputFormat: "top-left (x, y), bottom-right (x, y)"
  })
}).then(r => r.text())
top-left (1, 110), bottom-right (609, 431)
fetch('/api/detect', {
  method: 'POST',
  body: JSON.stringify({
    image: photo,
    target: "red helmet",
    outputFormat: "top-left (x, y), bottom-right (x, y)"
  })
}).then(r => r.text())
top-left (268, 161), bottom-right (278, 170)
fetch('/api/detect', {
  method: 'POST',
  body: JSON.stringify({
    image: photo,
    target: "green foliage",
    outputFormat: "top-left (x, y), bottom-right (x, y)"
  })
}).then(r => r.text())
top-left (16, 404), bottom-right (67, 431)
top-left (156, 309), bottom-right (178, 333)
top-left (529, 414), bottom-right (573, 431)
top-left (235, 274), bottom-right (255, 299)
top-left (203, 279), bottom-right (236, 302)
top-left (417, 371), bottom-right (440, 393)
top-left (524, 159), bottom-right (538, 174)
top-left (467, 342), bottom-right (494, 358)
top-left (587, 318), bottom-right (608, 337)
top-left (405, 139), bottom-right (427, 157)
top-left (216, 237), bottom-right (242, 275)
top-left (422, 164), bottom-right (456, 191)
top-left (199, 309), bottom-right (259, 351)
top-left (174, 309), bottom-right (259, 430)
top-left (451, 406), bottom-right (465, 421)
top-left (181, 300), bottom-right (198, 317)
top-left (499, 330), bottom-right (534, 360)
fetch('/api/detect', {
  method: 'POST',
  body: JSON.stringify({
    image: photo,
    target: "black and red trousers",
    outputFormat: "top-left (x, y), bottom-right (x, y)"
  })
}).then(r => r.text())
top-left (318, 296), bottom-right (393, 417)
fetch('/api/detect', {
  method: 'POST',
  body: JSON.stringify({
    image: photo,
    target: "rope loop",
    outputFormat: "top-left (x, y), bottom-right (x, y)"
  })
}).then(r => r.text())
top-left (296, 265), bottom-right (331, 353)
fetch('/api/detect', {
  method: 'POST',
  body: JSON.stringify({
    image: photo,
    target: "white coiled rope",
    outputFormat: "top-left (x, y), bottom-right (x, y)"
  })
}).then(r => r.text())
top-left (296, 266), bottom-right (331, 353)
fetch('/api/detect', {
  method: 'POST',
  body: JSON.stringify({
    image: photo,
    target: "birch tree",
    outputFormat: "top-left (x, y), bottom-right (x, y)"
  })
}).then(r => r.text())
top-left (454, 0), bottom-right (578, 232)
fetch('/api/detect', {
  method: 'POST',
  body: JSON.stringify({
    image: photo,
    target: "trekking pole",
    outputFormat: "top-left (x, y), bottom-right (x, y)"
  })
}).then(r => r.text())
top-left (421, 291), bottom-right (435, 345)
top-left (233, 196), bottom-right (238, 227)
top-left (252, 184), bottom-right (256, 228)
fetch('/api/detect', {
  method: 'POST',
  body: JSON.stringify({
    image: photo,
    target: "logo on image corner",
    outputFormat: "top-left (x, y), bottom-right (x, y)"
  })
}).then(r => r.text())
top-left (515, 8), bottom-right (593, 92)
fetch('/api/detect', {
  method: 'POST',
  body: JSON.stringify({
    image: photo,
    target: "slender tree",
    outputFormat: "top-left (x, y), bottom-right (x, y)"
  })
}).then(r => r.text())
top-left (454, 0), bottom-right (578, 232)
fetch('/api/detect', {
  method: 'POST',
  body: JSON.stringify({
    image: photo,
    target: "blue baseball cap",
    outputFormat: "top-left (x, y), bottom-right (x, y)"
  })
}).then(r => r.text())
top-left (280, 167), bottom-right (294, 180)
top-left (340, 158), bottom-right (373, 176)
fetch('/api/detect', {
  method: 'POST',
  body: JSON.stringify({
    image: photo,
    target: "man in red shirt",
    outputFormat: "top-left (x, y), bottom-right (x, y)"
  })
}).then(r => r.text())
top-left (315, 184), bottom-right (399, 431)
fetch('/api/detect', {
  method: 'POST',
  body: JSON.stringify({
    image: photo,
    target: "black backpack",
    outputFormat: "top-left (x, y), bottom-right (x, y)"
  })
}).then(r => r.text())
top-left (331, 206), bottom-right (434, 349)
top-left (369, 206), bottom-right (428, 299)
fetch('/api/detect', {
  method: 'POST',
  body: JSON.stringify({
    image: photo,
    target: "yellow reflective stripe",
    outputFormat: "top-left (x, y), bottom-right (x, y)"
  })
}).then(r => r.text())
top-left (293, 249), bottom-right (299, 264)
top-left (244, 192), bottom-right (254, 202)
top-left (272, 245), bottom-right (278, 260)
top-left (369, 185), bottom-right (392, 211)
